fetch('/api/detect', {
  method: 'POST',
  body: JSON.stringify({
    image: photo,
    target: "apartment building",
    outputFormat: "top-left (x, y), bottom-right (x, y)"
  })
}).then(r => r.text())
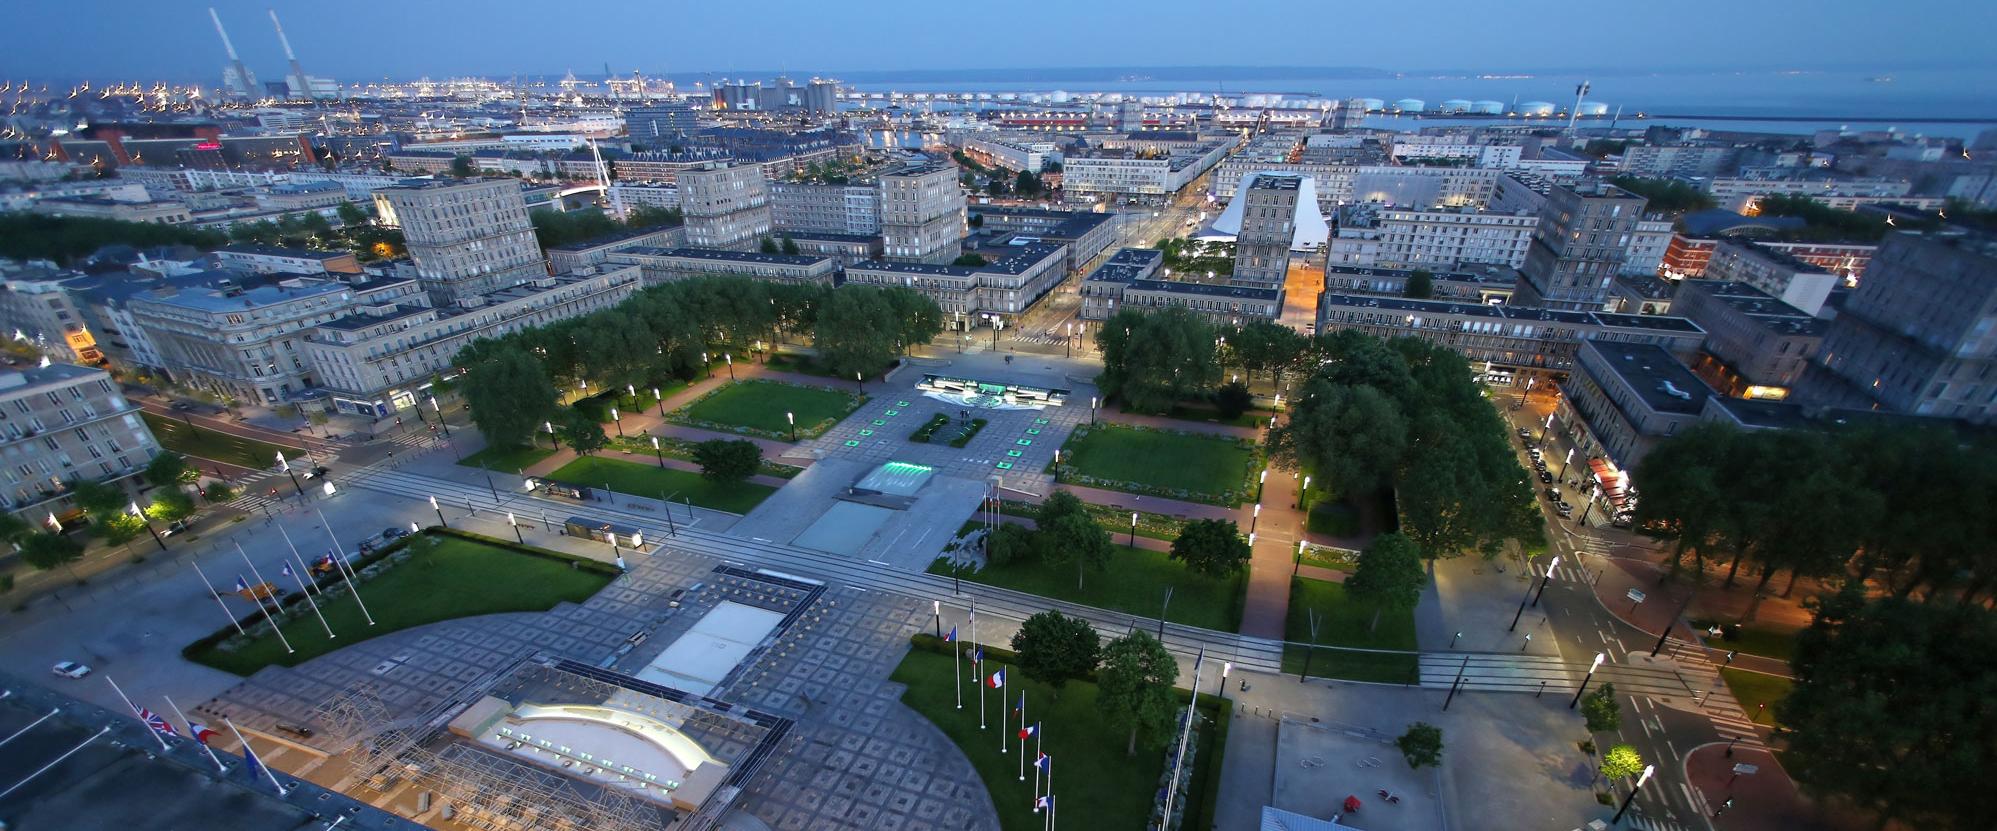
top-left (1556, 340), bottom-right (1715, 473)
top-left (1672, 280), bottom-right (1826, 397)
top-left (1232, 175), bottom-right (1303, 288)
top-left (626, 100), bottom-right (703, 142)
top-left (879, 162), bottom-right (967, 264)
top-left (1702, 237), bottom-right (1841, 315)
top-left (845, 243), bottom-right (1068, 320)
top-left (1812, 230), bottom-right (1997, 422)
top-left (768, 181), bottom-right (881, 235)
top-left (785, 233), bottom-right (882, 266)
top-left (1321, 264), bottom-right (1519, 304)
top-left (678, 163), bottom-right (774, 251)
top-left (612, 148), bottom-right (734, 184)
top-left (606, 183), bottom-right (681, 212)
top-left (127, 274), bottom-right (423, 406)
top-left (1618, 145), bottom-right (1739, 178)
top-left (606, 248), bottom-right (838, 287)
top-left (1080, 248), bottom-right (1283, 322)
top-left (0, 363), bottom-right (162, 521)
top-left (961, 135), bottom-right (1059, 172)
top-left (375, 178), bottom-right (546, 305)
top-left (1514, 182), bottom-right (1648, 311)
top-left (969, 206), bottom-right (1120, 269)
top-left (1328, 205), bottom-right (1537, 269)
top-left (1623, 219), bottom-right (1674, 277)
top-left (1063, 141), bottom-right (1229, 201)
top-left (1314, 292), bottom-right (1705, 373)
top-left (212, 244), bottom-right (362, 276)
top-left (304, 265), bottom-right (642, 417)
top-left (544, 224), bottom-right (686, 273)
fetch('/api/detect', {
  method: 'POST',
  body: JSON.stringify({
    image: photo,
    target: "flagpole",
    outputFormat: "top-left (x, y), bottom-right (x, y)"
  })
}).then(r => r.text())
top-left (223, 717), bottom-right (289, 796)
top-left (233, 544), bottom-right (294, 654)
top-left (191, 561), bottom-right (245, 635)
top-left (273, 524), bottom-right (318, 595)
top-left (1018, 691), bottom-right (1027, 778)
top-left (952, 625), bottom-right (963, 710)
top-left (1033, 731), bottom-right (1043, 807)
top-left (103, 674), bottom-right (170, 752)
top-left (998, 669), bottom-right (1007, 753)
top-left (165, 695), bottom-right (225, 773)
top-left (313, 509), bottom-right (376, 626)
top-left (282, 558), bottom-right (334, 639)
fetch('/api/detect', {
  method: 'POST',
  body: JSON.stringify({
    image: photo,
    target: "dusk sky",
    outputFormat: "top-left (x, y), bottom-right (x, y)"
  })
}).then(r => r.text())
top-left (8, 1), bottom-right (1994, 83)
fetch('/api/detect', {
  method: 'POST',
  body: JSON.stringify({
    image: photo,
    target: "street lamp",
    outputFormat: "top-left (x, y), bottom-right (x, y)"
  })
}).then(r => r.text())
top-left (544, 419), bottom-right (559, 449)
top-left (610, 407), bottom-right (624, 437)
top-left (724, 353), bottom-right (735, 380)
top-left (429, 494), bottom-right (447, 528)
top-left (1296, 475), bottom-right (1311, 509)
top-left (1089, 396), bottom-right (1098, 424)
top-left (650, 436), bottom-right (664, 468)
top-left (855, 371), bottom-right (864, 394)
top-left (129, 501), bottom-right (165, 551)
top-left (1251, 502), bottom-right (1261, 533)
top-left (1568, 652), bottom-right (1606, 708)
top-left (1293, 539), bottom-right (1304, 576)
top-left (278, 451), bottom-right (305, 500)
top-left (1532, 555), bottom-right (1561, 607)
top-left (1609, 765), bottom-right (1655, 825)
top-left (506, 511), bottom-right (523, 543)
top-left (1538, 412), bottom-right (1554, 447)
top-left (653, 387), bottom-right (665, 417)
top-left (787, 411), bottom-right (796, 442)
top-left (1256, 469), bottom-right (1267, 502)
top-left (1129, 512), bottom-right (1138, 547)
top-left (429, 395), bottom-right (449, 438)
top-left (1559, 447), bottom-right (1575, 480)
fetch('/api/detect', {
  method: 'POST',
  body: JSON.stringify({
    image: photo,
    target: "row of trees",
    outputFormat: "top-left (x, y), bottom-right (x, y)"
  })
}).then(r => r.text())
top-left (1635, 422), bottom-right (1997, 612)
top-left (985, 491), bottom-right (1255, 586)
top-left (1272, 331), bottom-right (1542, 559)
top-left (460, 276), bottom-right (941, 449)
top-left (0, 212), bottom-right (228, 265)
top-left (1008, 612), bottom-right (1180, 756)
top-left (529, 206), bottom-right (684, 251)
top-left (1, 452), bottom-right (209, 578)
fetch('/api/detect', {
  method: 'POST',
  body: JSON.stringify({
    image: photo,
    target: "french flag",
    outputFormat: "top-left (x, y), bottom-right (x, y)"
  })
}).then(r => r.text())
top-left (973, 646), bottom-right (984, 664)
top-left (1018, 723), bottom-right (1037, 740)
top-left (188, 721), bottom-right (219, 745)
top-left (233, 575), bottom-right (250, 592)
top-left (1036, 753), bottom-right (1051, 772)
top-left (945, 626), bottom-right (957, 643)
top-left (987, 668), bottom-right (1005, 689)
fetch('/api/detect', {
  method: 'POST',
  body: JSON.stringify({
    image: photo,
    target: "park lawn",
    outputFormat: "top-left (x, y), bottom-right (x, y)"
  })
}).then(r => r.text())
top-left (1281, 577), bottom-right (1421, 684)
top-left (680, 380), bottom-right (861, 437)
top-left (1720, 668), bottom-right (1794, 729)
top-left (1061, 424), bottom-right (1256, 504)
top-left (142, 412), bottom-right (300, 469)
top-left (928, 545), bottom-right (1244, 632)
top-left (458, 443), bottom-right (555, 473)
top-left (1708, 622), bottom-right (1800, 664)
top-left (891, 648), bottom-right (1224, 831)
top-left (549, 455), bottom-right (775, 514)
top-left (1307, 502), bottom-right (1361, 537)
top-left (190, 536), bottom-right (611, 675)
top-left (1162, 402), bottom-right (1271, 430)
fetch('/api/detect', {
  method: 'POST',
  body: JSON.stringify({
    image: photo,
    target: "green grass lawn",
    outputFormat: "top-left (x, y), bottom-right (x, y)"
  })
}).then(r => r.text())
top-left (677, 380), bottom-right (862, 438)
top-left (1059, 424), bottom-right (1257, 505)
top-left (1720, 667), bottom-right (1794, 729)
top-left (549, 455), bottom-right (776, 514)
top-left (458, 443), bottom-right (556, 473)
top-left (929, 545), bottom-right (1244, 632)
top-left (189, 535), bottom-right (611, 675)
top-left (891, 647), bottom-right (1225, 831)
top-left (142, 412), bottom-right (300, 469)
top-left (1281, 577), bottom-right (1421, 684)
top-left (1690, 620), bottom-right (1800, 663)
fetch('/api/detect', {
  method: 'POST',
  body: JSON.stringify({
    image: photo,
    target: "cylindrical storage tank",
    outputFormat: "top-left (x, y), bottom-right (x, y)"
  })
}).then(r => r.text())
top-left (1519, 101), bottom-right (1556, 116)
top-left (1359, 98), bottom-right (1385, 112)
top-left (1577, 102), bottom-right (1610, 116)
top-left (1439, 99), bottom-right (1472, 113)
top-left (1471, 100), bottom-right (1505, 114)
top-left (1393, 98), bottom-right (1426, 112)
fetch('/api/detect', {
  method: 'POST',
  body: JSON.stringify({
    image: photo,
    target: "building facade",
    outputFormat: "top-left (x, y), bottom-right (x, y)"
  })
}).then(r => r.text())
top-left (1514, 182), bottom-right (1648, 311)
top-left (1081, 248), bottom-right (1283, 322)
top-left (845, 243), bottom-right (1067, 321)
top-left (1671, 280), bottom-right (1826, 397)
top-left (0, 363), bottom-right (161, 521)
top-left (606, 248), bottom-right (838, 287)
top-left (1314, 292), bottom-right (1705, 374)
top-left (1812, 230), bottom-right (1997, 422)
top-left (1702, 237), bottom-right (1840, 316)
top-left (1232, 175), bottom-right (1303, 288)
top-left (878, 162), bottom-right (967, 264)
top-left (678, 163), bottom-right (774, 251)
top-left (768, 182), bottom-right (881, 235)
top-left (376, 179), bottom-right (545, 305)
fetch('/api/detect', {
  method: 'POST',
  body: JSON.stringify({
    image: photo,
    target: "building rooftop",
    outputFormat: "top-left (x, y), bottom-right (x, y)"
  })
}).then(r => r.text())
top-left (1082, 248), bottom-right (1165, 284)
top-left (783, 231), bottom-right (877, 243)
top-left (619, 247), bottom-right (831, 267)
top-left (133, 275), bottom-right (350, 313)
top-left (0, 360), bottom-right (104, 389)
top-left (214, 243), bottom-right (354, 261)
top-left (544, 223), bottom-right (683, 253)
top-left (1325, 264), bottom-right (1516, 286)
top-left (1614, 273), bottom-right (1676, 300)
top-left (1585, 341), bottom-right (1713, 416)
top-left (1129, 278), bottom-right (1282, 301)
top-left (1677, 280), bottom-right (1829, 336)
top-left (1248, 174), bottom-right (1303, 191)
top-left (1590, 312), bottom-right (1706, 333)
top-left (1677, 209), bottom-right (1807, 237)
top-left (848, 260), bottom-right (979, 277)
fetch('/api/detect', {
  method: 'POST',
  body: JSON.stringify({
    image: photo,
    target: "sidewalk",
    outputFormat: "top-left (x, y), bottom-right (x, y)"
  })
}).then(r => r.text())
top-left (1588, 554), bottom-right (1795, 678)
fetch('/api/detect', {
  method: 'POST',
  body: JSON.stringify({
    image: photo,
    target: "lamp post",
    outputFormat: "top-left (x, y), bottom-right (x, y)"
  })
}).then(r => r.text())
top-left (429, 395), bottom-right (449, 438)
top-left (1609, 765), bottom-right (1655, 825)
top-left (610, 407), bottom-right (624, 437)
top-left (1129, 512), bottom-right (1138, 547)
top-left (654, 387), bottom-right (665, 417)
top-left (129, 501), bottom-right (165, 551)
top-left (1293, 539), bottom-right (1304, 576)
top-left (1256, 469), bottom-right (1267, 502)
top-left (1532, 555), bottom-right (1561, 608)
top-left (1296, 474), bottom-right (1311, 509)
top-left (650, 436), bottom-right (664, 468)
top-left (545, 420), bottom-right (558, 449)
top-left (1089, 396), bottom-right (1098, 424)
top-left (855, 371), bottom-right (864, 394)
top-left (1559, 446), bottom-right (1575, 479)
top-left (1217, 661), bottom-right (1231, 697)
top-left (1250, 502), bottom-right (1261, 533)
top-left (1538, 412), bottom-right (1554, 447)
top-left (506, 512), bottom-right (524, 544)
top-left (787, 411), bottom-right (796, 442)
top-left (1064, 322), bottom-right (1073, 357)
top-left (429, 494), bottom-right (447, 528)
top-left (725, 353), bottom-right (735, 380)
top-left (1568, 652), bottom-right (1606, 708)
top-left (278, 451), bottom-right (305, 500)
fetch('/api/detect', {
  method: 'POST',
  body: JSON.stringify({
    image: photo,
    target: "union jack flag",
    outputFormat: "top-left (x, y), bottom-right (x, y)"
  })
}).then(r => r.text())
top-left (138, 707), bottom-right (179, 739)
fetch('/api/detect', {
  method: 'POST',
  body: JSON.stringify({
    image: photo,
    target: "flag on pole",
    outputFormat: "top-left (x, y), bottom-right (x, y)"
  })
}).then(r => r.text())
top-left (1019, 723), bottom-right (1038, 740)
top-left (974, 646), bottom-right (984, 665)
top-left (233, 574), bottom-right (250, 592)
top-left (1036, 753), bottom-right (1051, 772)
top-left (280, 563), bottom-right (295, 579)
top-left (241, 741), bottom-right (271, 786)
top-left (138, 707), bottom-right (179, 739)
top-left (987, 669), bottom-right (1005, 688)
top-left (945, 626), bottom-right (957, 642)
top-left (1035, 796), bottom-right (1050, 810)
top-left (188, 721), bottom-right (219, 744)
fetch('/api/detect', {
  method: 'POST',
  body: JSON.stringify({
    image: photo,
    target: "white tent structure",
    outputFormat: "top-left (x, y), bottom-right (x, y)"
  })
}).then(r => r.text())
top-left (1206, 172), bottom-right (1332, 251)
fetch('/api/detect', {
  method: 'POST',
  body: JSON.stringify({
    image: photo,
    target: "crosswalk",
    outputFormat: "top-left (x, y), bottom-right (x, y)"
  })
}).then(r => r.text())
top-left (1624, 810), bottom-right (1693, 831)
top-left (1416, 652), bottom-right (1692, 697)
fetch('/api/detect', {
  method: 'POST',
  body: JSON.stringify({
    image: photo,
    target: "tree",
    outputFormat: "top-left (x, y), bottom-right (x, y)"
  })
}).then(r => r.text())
top-left (142, 452), bottom-right (197, 489)
top-left (1096, 631), bottom-right (1178, 756)
top-left (1403, 269), bottom-right (1434, 299)
top-left (984, 522), bottom-right (1036, 567)
top-left (692, 439), bottom-right (760, 483)
top-left (449, 155), bottom-right (475, 178)
top-left (98, 512), bottom-right (145, 545)
top-left (336, 201), bottom-right (370, 226)
top-left (758, 236), bottom-right (780, 254)
top-left (952, 253), bottom-right (989, 267)
top-left (461, 343), bottom-right (557, 449)
top-left (1395, 722), bottom-right (1443, 770)
top-left (1095, 307), bottom-right (1220, 413)
top-left (1781, 588), bottom-right (1995, 828)
top-left (1015, 170), bottom-right (1042, 196)
top-left (780, 234), bottom-right (799, 255)
top-left (69, 478), bottom-right (126, 522)
top-left (146, 487), bottom-right (197, 524)
top-left (1211, 381), bottom-right (1253, 420)
top-left (1041, 511), bottom-right (1113, 590)
top-left (1344, 533), bottom-right (1426, 632)
top-left (18, 532), bottom-right (83, 576)
top-left (1598, 744), bottom-right (1644, 789)
top-left (1010, 611), bottom-right (1100, 694)
top-left (1168, 518), bottom-right (1251, 578)
top-left (1581, 683), bottom-right (1622, 735)
top-left (555, 409), bottom-right (607, 456)
top-left (202, 482), bottom-right (236, 503)
top-left (0, 512), bottom-right (29, 545)
top-left (814, 286), bottom-right (939, 379)
top-left (1272, 381), bottom-right (1407, 498)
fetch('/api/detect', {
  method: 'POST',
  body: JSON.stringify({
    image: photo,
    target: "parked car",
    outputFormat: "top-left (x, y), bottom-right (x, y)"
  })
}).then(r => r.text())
top-left (382, 527), bottom-right (410, 541)
top-left (1517, 427), bottom-right (1532, 440)
top-left (51, 661), bottom-right (91, 679)
top-left (161, 518), bottom-right (194, 536)
top-left (1556, 504), bottom-right (1574, 518)
top-left (168, 401), bottom-right (192, 411)
top-left (1538, 470), bottom-right (1555, 484)
top-left (273, 723), bottom-right (315, 739)
top-left (1544, 487), bottom-right (1562, 502)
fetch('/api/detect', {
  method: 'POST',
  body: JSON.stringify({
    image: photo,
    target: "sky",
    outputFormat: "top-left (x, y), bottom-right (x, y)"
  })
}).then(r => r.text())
top-left (6, 0), bottom-right (1995, 83)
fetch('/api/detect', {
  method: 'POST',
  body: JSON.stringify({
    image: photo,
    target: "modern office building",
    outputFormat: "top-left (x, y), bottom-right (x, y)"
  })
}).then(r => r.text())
top-left (1672, 280), bottom-right (1826, 398)
top-left (1080, 248), bottom-right (1284, 322)
top-left (1232, 174), bottom-right (1304, 288)
top-left (375, 178), bottom-right (546, 305)
top-left (1314, 292), bottom-right (1705, 374)
top-left (1514, 182), bottom-right (1648, 311)
top-left (304, 265), bottom-right (642, 417)
top-left (678, 163), bottom-right (774, 251)
top-left (127, 274), bottom-right (423, 406)
top-left (0, 362), bottom-right (161, 520)
top-left (1702, 237), bottom-right (1841, 315)
top-left (625, 99), bottom-right (703, 143)
top-left (768, 181), bottom-right (882, 235)
top-left (878, 162), bottom-right (967, 264)
top-left (845, 243), bottom-right (1068, 321)
top-left (606, 247), bottom-right (838, 287)
top-left (1811, 230), bottom-right (1997, 422)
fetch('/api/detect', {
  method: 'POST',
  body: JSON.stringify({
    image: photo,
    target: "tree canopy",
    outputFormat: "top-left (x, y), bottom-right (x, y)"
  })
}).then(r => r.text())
top-left (1096, 631), bottom-right (1179, 756)
top-left (1167, 518), bottom-right (1251, 578)
top-left (692, 439), bottom-right (760, 483)
top-left (1010, 610), bottom-right (1100, 693)
top-left (1344, 533), bottom-right (1427, 632)
top-left (1095, 307), bottom-right (1221, 413)
top-left (1395, 722), bottom-right (1443, 770)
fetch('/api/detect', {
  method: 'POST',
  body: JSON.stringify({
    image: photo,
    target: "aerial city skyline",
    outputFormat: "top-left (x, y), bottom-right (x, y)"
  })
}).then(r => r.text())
top-left (0, 3), bottom-right (1990, 831)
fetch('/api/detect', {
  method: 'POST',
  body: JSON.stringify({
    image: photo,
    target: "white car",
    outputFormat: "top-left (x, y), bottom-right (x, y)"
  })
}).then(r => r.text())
top-left (51, 661), bottom-right (91, 679)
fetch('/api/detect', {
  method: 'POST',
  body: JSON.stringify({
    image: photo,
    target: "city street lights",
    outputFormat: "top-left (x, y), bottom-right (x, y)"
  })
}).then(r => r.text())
top-left (1129, 512), bottom-right (1138, 547)
top-left (1250, 502), bottom-right (1261, 533)
top-left (1293, 539), bottom-right (1304, 576)
top-left (1559, 447), bottom-right (1575, 480)
top-left (544, 419), bottom-right (559, 449)
top-left (610, 407), bottom-right (624, 437)
top-left (506, 512), bottom-right (524, 543)
top-left (855, 372), bottom-right (864, 394)
top-left (1532, 555), bottom-right (1561, 607)
top-left (1064, 322), bottom-right (1073, 357)
top-left (429, 395), bottom-right (449, 438)
top-left (653, 387), bottom-right (665, 417)
top-left (1609, 765), bottom-right (1655, 825)
top-left (1568, 652), bottom-right (1606, 708)
top-left (1256, 469), bottom-right (1267, 502)
top-left (1296, 475), bottom-right (1311, 509)
top-left (724, 353), bottom-right (735, 380)
top-left (786, 411), bottom-right (796, 442)
top-left (1510, 555), bottom-right (1560, 632)
top-left (1089, 396), bottom-right (1098, 424)
top-left (650, 436), bottom-right (665, 468)
top-left (129, 501), bottom-right (165, 551)
top-left (278, 451), bottom-right (305, 500)
top-left (428, 494), bottom-right (447, 528)
top-left (1537, 412), bottom-right (1555, 447)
